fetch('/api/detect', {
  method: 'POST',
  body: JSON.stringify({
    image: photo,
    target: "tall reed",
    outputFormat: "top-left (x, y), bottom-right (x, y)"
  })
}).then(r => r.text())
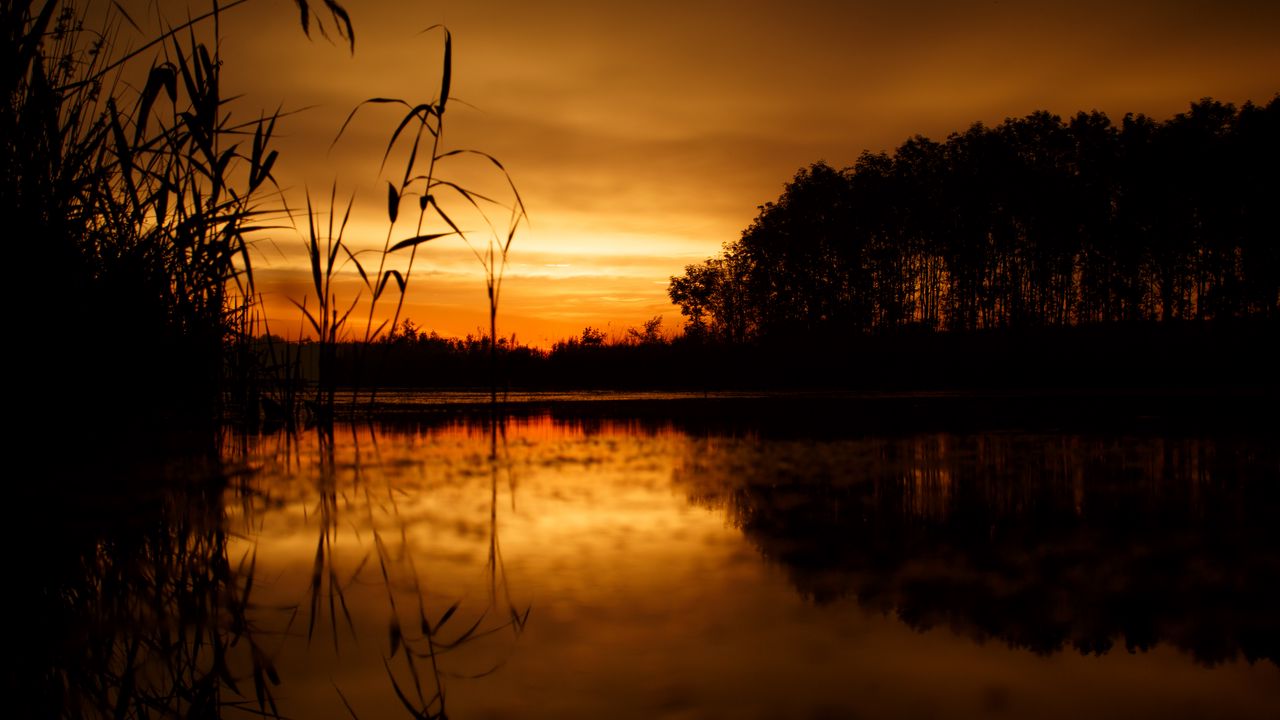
top-left (293, 186), bottom-right (362, 418)
top-left (333, 25), bottom-right (526, 406)
top-left (1, 0), bottom-right (353, 428)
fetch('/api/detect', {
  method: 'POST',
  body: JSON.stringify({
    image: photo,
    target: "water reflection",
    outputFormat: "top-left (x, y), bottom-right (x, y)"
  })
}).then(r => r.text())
top-left (222, 422), bottom-right (530, 719)
top-left (674, 433), bottom-right (1280, 666)
top-left (21, 413), bottom-right (1280, 718)
top-left (15, 447), bottom-right (268, 718)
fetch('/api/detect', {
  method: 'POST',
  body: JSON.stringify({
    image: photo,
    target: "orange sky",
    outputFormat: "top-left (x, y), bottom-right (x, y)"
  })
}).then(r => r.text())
top-left (190, 0), bottom-right (1280, 346)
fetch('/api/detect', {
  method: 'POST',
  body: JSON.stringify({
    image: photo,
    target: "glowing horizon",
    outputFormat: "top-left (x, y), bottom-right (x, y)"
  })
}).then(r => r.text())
top-left (196, 0), bottom-right (1280, 347)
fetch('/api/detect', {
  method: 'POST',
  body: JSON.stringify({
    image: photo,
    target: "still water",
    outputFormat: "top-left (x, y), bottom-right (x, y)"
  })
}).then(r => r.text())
top-left (34, 409), bottom-right (1280, 718)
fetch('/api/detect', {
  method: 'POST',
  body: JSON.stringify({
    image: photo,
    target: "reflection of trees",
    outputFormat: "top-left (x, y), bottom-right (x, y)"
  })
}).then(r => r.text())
top-left (675, 434), bottom-right (1280, 665)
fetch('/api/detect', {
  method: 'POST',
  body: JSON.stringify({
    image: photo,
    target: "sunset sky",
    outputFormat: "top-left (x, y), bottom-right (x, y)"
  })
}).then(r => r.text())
top-left (194, 0), bottom-right (1280, 345)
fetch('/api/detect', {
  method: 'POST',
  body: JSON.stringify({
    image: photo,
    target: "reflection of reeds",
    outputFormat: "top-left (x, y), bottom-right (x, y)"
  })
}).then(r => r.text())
top-left (303, 424), bottom-right (360, 651)
top-left (373, 418), bottom-right (531, 719)
top-left (23, 419), bottom-right (533, 719)
top-left (254, 421), bottom-right (530, 719)
top-left (20, 456), bottom-right (285, 719)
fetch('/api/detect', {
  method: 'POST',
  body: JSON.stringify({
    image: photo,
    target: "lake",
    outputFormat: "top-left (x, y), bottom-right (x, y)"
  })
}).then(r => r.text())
top-left (25, 398), bottom-right (1280, 719)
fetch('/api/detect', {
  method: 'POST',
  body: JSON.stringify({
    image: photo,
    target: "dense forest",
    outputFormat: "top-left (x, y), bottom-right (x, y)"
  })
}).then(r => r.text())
top-left (669, 97), bottom-right (1280, 341)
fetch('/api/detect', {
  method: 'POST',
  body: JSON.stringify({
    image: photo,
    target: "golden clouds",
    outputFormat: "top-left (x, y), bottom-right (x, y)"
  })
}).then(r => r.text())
top-left (208, 0), bottom-right (1279, 343)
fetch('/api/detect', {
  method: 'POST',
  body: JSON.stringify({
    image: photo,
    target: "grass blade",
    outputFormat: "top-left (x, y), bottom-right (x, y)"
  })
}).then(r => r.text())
top-left (389, 232), bottom-right (455, 253)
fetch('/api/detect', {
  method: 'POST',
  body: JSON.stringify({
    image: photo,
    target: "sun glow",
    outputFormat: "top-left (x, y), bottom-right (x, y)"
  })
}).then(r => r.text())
top-left (212, 0), bottom-right (1280, 346)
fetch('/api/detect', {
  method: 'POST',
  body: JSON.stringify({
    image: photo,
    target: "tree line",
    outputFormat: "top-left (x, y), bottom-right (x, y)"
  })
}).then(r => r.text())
top-left (670, 97), bottom-right (1280, 342)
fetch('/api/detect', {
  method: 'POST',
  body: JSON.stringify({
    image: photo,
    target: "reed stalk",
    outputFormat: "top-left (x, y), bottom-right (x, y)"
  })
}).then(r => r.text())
top-left (333, 25), bottom-right (526, 407)
top-left (2, 0), bottom-right (353, 427)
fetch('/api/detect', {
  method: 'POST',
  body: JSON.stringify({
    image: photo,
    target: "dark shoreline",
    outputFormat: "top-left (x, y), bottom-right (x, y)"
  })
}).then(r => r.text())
top-left (315, 386), bottom-right (1280, 435)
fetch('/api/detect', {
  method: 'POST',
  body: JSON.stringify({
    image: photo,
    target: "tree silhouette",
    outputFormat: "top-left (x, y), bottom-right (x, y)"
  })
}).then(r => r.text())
top-left (671, 96), bottom-right (1280, 341)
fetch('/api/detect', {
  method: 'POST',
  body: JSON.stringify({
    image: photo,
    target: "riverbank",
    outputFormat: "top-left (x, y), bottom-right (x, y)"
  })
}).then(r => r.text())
top-left (310, 387), bottom-right (1280, 435)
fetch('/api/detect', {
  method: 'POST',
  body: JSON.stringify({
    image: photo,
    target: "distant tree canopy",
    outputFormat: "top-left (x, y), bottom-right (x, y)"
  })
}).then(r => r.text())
top-left (670, 97), bottom-right (1280, 341)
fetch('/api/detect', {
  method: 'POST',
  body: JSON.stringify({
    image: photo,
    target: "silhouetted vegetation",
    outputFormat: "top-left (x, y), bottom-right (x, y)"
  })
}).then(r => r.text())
top-left (6, 4), bottom-right (534, 716)
top-left (671, 97), bottom-right (1280, 341)
top-left (3, 1), bottom-right (523, 430)
top-left (2, 1), bottom-right (358, 431)
top-left (327, 24), bottom-right (526, 412)
top-left (255, 98), bottom-right (1280, 396)
top-left (254, 317), bottom-right (713, 391)
top-left (249, 314), bottom-right (1276, 393)
top-left (20, 3), bottom-right (1280, 718)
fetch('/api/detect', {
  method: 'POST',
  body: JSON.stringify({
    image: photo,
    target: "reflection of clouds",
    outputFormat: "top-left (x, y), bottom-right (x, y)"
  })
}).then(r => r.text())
top-left (220, 416), bottom-right (1280, 717)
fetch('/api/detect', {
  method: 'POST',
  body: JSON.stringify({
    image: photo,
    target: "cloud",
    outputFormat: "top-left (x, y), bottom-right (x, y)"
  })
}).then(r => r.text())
top-left (206, 0), bottom-right (1279, 342)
